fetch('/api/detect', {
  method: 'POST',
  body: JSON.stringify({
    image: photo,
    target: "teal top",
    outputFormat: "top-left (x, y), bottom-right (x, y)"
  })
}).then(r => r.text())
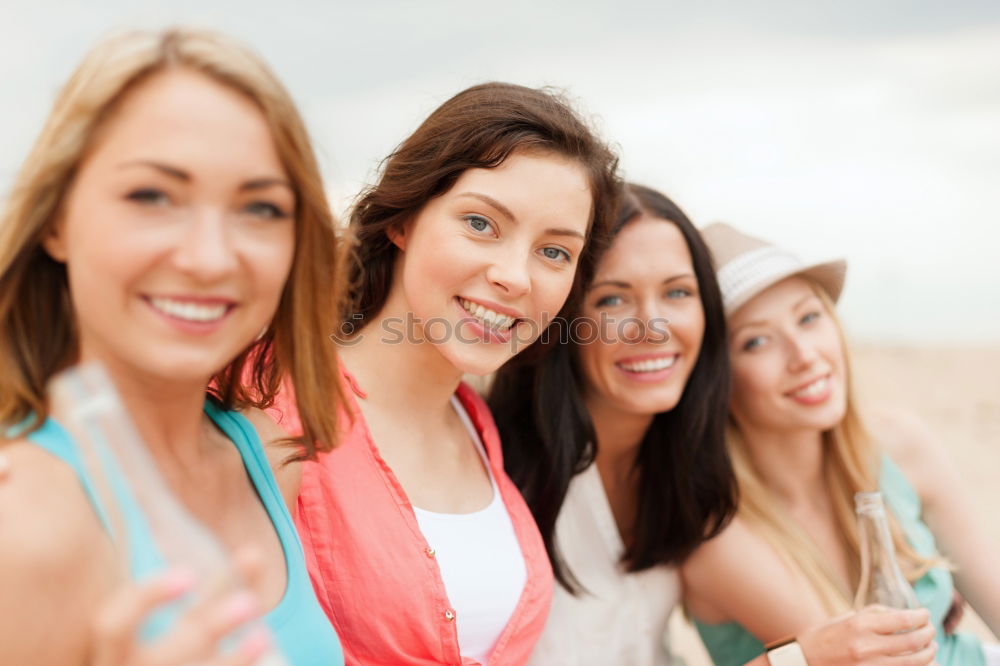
top-left (24, 401), bottom-right (344, 666)
top-left (694, 455), bottom-right (984, 666)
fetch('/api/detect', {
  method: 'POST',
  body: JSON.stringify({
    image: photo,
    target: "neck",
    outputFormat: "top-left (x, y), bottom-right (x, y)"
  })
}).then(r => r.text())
top-left (586, 393), bottom-right (653, 485)
top-left (76, 352), bottom-right (216, 471)
top-left (739, 422), bottom-right (827, 506)
top-left (340, 292), bottom-right (463, 419)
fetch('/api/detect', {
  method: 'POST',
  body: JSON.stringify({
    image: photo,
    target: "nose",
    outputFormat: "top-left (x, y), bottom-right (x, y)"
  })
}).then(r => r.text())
top-left (621, 299), bottom-right (671, 344)
top-left (172, 207), bottom-right (239, 283)
top-left (786, 332), bottom-right (819, 371)
top-left (484, 245), bottom-right (531, 299)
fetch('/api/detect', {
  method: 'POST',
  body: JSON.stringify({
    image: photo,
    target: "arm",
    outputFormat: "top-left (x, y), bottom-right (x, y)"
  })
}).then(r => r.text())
top-left (682, 516), bottom-right (830, 642)
top-left (0, 441), bottom-right (120, 664)
top-left (682, 518), bottom-right (937, 665)
top-left (875, 408), bottom-right (1000, 637)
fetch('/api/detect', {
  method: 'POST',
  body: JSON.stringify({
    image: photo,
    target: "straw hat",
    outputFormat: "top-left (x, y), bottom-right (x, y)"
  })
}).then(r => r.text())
top-left (701, 222), bottom-right (847, 317)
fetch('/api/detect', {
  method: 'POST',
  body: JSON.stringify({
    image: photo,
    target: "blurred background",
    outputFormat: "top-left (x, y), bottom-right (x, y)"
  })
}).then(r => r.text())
top-left (2, 1), bottom-right (997, 662)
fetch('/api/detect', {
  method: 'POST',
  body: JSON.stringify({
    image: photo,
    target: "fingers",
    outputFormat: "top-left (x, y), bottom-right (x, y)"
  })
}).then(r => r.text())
top-left (859, 606), bottom-right (931, 634)
top-left (886, 639), bottom-right (937, 666)
top-left (91, 570), bottom-right (196, 665)
top-left (91, 566), bottom-right (275, 666)
top-left (147, 589), bottom-right (264, 665)
top-left (872, 621), bottom-right (936, 655)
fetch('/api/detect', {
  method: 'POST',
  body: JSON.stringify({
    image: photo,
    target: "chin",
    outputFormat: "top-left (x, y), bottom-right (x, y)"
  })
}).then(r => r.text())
top-left (440, 344), bottom-right (514, 378)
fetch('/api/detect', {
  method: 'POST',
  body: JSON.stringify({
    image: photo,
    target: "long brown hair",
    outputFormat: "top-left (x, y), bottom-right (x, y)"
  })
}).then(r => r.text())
top-left (0, 28), bottom-right (341, 458)
top-left (342, 81), bottom-right (621, 338)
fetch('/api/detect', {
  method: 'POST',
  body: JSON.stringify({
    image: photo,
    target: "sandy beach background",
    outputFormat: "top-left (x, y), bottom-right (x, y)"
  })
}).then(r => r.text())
top-left (670, 342), bottom-right (1000, 664)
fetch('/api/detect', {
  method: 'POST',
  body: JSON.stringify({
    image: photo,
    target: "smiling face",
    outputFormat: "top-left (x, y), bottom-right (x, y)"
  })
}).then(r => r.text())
top-left (727, 276), bottom-right (847, 436)
top-left (388, 150), bottom-right (592, 375)
top-left (576, 215), bottom-right (705, 418)
top-left (44, 68), bottom-right (295, 386)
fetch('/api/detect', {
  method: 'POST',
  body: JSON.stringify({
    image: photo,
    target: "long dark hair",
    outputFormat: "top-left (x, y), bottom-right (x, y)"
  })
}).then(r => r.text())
top-left (342, 82), bottom-right (620, 335)
top-left (489, 183), bottom-right (736, 590)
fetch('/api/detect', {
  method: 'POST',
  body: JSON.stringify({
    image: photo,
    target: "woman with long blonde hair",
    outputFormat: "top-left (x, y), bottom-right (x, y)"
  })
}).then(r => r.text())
top-left (0, 29), bottom-right (343, 664)
top-left (684, 222), bottom-right (1000, 665)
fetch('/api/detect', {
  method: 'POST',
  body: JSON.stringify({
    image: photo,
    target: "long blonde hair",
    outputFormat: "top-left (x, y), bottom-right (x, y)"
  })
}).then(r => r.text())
top-left (728, 284), bottom-right (936, 613)
top-left (0, 28), bottom-right (342, 458)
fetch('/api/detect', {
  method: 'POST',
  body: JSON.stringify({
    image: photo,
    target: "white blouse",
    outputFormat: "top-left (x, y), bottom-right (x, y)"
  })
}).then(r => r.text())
top-left (528, 464), bottom-right (681, 666)
top-left (412, 396), bottom-right (528, 664)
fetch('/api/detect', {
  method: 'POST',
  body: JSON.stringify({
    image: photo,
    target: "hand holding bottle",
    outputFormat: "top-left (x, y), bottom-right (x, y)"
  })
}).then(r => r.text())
top-left (796, 606), bottom-right (937, 665)
top-left (90, 558), bottom-right (273, 666)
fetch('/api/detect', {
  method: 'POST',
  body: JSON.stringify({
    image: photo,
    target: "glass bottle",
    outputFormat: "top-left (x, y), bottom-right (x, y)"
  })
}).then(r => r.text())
top-left (50, 363), bottom-right (287, 665)
top-left (853, 491), bottom-right (920, 609)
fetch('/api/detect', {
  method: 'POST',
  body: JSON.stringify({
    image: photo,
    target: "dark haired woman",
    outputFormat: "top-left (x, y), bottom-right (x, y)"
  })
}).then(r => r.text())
top-left (269, 82), bottom-right (621, 665)
top-left (489, 183), bottom-right (937, 665)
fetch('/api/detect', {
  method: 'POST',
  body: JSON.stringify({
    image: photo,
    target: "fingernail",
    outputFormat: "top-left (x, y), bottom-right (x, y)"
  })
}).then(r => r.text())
top-left (239, 625), bottom-right (272, 657)
top-left (220, 591), bottom-right (259, 624)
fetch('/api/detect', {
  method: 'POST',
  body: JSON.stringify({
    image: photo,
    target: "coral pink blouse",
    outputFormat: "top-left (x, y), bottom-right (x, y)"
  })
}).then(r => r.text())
top-left (270, 369), bottom-right (553, 666)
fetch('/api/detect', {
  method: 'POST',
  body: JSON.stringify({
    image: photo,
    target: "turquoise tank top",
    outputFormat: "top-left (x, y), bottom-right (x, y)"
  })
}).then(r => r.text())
top-left (694, 455), bottom-right (984, 666)
top-left (24, 401), bottom-right (344, 666)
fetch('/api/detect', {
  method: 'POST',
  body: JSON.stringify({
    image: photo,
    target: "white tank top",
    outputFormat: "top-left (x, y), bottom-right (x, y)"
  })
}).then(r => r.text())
top-left (412, 396), bottom-right (528, 664)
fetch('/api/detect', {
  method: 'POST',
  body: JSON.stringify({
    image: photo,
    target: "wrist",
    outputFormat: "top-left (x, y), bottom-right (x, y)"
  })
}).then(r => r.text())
top-left (766, 636), bottom-right (809, 666)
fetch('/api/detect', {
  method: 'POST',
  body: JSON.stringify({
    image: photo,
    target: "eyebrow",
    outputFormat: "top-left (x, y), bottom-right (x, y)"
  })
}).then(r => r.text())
top-left (589, 273), bottom-right (695, 290)
top-left (118, 160), bottom-right (292, 191)
top-left (457, 191), bottom-right (586, 241)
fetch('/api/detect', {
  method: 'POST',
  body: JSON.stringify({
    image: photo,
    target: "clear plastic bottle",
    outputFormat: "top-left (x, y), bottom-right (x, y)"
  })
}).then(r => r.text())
top-left (49, 363), bottom-right (288, 665)
top-left (853, 491), bottom-right (920, 610)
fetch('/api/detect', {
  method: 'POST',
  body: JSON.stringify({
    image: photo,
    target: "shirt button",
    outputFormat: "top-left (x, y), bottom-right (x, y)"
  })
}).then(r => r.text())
top-left (425, 547), bottom-right (436, 557)
top-left (444, 609), bottom-right (455, 621)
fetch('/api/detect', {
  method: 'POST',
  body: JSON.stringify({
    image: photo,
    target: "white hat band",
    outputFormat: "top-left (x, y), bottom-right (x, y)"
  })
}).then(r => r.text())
top-left (717, 246), bottom-right (807, 314)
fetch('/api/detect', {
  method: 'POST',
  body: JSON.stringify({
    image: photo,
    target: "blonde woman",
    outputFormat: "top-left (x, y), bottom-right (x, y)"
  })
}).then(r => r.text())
top-left (0, 30), bottom-right (343, 664)
top-left (684, 223), bottom-right (1000, 665)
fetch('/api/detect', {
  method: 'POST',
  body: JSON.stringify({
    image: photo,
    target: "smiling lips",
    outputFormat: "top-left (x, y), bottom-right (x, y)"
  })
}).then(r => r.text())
top-left (614, 353), bottom-right (680, 383)
top-left (457, 297), bottom-right (519, 331)
top-left (786, 374), bottom-right (832, 405)
top-left (146, 295), bottom-right (234, 324)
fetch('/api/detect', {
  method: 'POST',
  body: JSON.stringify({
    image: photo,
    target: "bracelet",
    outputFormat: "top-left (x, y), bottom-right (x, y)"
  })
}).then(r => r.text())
top-left (765, 636), bottom-right (809, 666)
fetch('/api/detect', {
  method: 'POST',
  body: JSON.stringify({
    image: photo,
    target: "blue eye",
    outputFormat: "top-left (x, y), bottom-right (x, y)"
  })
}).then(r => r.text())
top-left (464, 214), bottom-right (493, 234)
top-left (126, 188), bottom-right (169, 206)
top-left (742, 335), bottom-right (767, 352)
top-left (245, 200), bottom-right (290, 220)
top-left (666, 287), bottom-right (693, 299)
top-left (800, 311), bottom-right (821, 326)
top-left (541, 247), bottom-right (570, 262)
top-left (595, 294), bottom-right (624, 308)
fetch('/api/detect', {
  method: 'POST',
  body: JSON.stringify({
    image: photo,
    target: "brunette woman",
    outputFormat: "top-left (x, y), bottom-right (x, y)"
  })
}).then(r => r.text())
top-left (489, 184), bottom-right (938, 665)
top-left (270, 82), bottom-right (620, 665)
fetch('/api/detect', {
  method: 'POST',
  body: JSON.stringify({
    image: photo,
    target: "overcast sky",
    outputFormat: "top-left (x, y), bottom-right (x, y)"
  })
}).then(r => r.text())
top-left (3, 0), bottom-right (999, 344)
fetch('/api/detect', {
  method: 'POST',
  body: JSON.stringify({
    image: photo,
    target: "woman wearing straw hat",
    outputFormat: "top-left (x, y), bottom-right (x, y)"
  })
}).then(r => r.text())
top-left (490, 184), bottom-right (938, 666)
top-left (683, 222), bottom-right (1000, 666)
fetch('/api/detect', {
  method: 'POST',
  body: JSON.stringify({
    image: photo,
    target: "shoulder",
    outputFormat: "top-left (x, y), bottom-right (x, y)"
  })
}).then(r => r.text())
top-left (238, 408), bottom-right (302, 514)
top-left (868, 407), bottom-right (951, 507)
top-left (0, 440), bottom-right (116, 659)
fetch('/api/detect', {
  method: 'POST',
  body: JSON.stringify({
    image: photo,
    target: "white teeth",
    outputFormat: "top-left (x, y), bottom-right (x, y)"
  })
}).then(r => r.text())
top-left (792, 376), bottom-right (829, 398)
top-left (149, 297), bottom-right (228, 323)
top-left (617, 356), bottom-right (677, 373)
top-left (459, 298), bottom-right (516, 331)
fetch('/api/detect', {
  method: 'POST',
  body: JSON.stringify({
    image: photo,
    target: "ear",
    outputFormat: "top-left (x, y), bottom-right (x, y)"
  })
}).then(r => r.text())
top-left (41, 221), bottom-right (68, 263)
top-left (386, 222), bottom-right (408, 251)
